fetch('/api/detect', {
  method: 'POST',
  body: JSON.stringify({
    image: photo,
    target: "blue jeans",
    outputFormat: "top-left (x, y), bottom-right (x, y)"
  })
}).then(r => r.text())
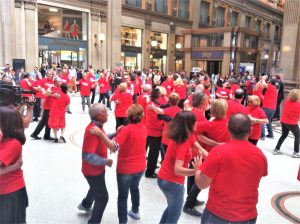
top-left (261, 107), bottom-right (275, 137)
top-left (117, 171), bottom-right (144, 223)
top-left (157, 178), bottom-right (184, 224)
top-left (201, 208), bottom-right (257, 224)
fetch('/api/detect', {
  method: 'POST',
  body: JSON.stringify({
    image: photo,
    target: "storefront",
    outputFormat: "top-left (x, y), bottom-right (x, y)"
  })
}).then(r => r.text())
top-left (121, 27), bottom-right (142, 71)
top-left (38, 4), bottom-right (88, 68)
top-left (191, 51), bottom-right (224, 75)
top-left (239, 52), bottom-right (257, 75)
top-left (175, 35), bottom-right (184, 71)
top-left (150, 32), bottom-right (168, 73)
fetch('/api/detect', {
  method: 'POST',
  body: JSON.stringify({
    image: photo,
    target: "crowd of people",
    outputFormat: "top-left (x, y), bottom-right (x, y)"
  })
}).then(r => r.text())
top-left (0, 62), bottom-right (299, 224)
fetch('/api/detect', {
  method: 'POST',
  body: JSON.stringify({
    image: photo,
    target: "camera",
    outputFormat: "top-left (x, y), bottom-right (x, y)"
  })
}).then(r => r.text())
top-left (0, 84), bottom-right (36, 107)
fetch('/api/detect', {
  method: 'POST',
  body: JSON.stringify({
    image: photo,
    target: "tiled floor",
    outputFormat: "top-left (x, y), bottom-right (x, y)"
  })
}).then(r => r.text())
top-left (23, 94), bottom-right (300, 224)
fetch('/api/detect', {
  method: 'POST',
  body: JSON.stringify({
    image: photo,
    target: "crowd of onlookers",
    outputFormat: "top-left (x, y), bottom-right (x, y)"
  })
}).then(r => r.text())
top-left (0, 62), bottom-right (299, 224)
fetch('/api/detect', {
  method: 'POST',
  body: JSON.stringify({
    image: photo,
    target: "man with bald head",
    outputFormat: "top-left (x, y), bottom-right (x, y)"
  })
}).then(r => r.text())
top-left (195, 114), bottom-right (268, 224)
top-left (226, 89), bottom-right (248, 118)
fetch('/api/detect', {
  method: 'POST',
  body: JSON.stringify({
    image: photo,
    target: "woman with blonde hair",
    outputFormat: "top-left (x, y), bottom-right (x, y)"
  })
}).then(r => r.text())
top-left (246, 95), bottom-right (269, 145)
top-left (274, 89), bottom-right (300, 157)
top-left (173, 78), bottom-right (187, 109)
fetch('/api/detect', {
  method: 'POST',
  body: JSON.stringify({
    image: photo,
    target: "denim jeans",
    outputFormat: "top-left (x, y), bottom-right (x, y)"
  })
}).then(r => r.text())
top-left (0, 187), bottom-right (28, 224)
top-left (82, 172), bottom-right (109, 224)
top-left (276, 122), bottom-right (300, 153)
top-left (261, 107), bottom-right (275, 137)
top-left (117, 171), bottom-right (144, 223)
top-left (201, 208), bottom-right (257, 224)
top-left (158, 178), bottom-right (184, 224)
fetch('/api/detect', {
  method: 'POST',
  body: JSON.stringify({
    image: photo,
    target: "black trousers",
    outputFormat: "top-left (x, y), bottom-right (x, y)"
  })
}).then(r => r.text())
top-left (31, 109), bottom-right (51, 138)
top-left (90, 88), bottom-right (96, 104)
top-left (184, 162), bottom-right (200, 208)
top-left (248, 138), bottom-right (258, 145)
top-left (98, 92), bottom-right (111, 108)
top-left (115, 117), bottom-right (129, 130)
top-left (146, 136), bottom-right (162, 176)
top-left (276, 122), bottom-right (300, 153)
top-left (274, 98), bottom-right (283, 119)
top-left (0, 187), bottom-right (28, 224)
top-left (81, 173), bottom-right (109, 224)
top-left (33, 97), bottom-right (41, 119)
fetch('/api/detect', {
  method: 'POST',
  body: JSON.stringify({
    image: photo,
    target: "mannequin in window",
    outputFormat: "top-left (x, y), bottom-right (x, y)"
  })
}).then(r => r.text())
top-left (63, 20), bottom-right (70, 38)
top-left (70, 20), bottom-right (80, 40)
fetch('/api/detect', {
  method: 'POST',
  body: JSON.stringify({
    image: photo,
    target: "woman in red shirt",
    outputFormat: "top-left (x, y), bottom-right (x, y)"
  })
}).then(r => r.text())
top-left (157, 111), bottom-right (206, 224)
top-left (0, 106), bottom-right (27, 223)
top-left (173, 78), bottom-right (187, 109)
top-left (274, 89), bottom-right (300, 158)
top-left (79, 72), bottom-right (93, 113)
top-left (246, 95), bottom-right (269, 145)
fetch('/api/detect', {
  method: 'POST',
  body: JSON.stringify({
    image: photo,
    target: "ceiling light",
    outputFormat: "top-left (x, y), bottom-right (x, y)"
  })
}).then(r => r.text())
top-left (49, 8), bottom-right (58, 12)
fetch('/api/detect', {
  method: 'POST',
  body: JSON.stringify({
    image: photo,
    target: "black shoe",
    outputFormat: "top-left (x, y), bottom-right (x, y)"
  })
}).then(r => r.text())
top-left (44, 137), bottom-right (56, 141)
top-left (31, 134), bottom-right (41, 140)
top-left (54, 138), bottom-right (59, 143)
top-left (183, 207), bottom-right (202, 217)
top-left (145, 173), bottom-right (157, 178)
top-left (195, 200), bottom-right (205, 206)
top-left (266, 135), bottom-right (274, 139)
top-left (32, 118), bottom-right (38, 122)
top-left (60, 136), bottom-right (66, 143)
top-left (67, 111), bottom-right (72, 114)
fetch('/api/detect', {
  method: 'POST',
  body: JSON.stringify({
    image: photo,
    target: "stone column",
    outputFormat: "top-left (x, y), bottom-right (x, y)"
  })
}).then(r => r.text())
top-left (167, 23), bottom-right (176, 73)
top-left (24, 0), bottom-right (38, 70)
top-left (266, 24), bottom-right (275, 73)
top-left (184, 34), bottom-right (191, 74)
top-left (100, 12), bottom-right (107, 69)
top-left (0, 0), bottom-right (17, 66)
top-left (143, 19), bottom-right (151, 70)
top-left (91, 10), bottom-right (100, 68)
top-left (107, 0), bottom-right (121, 69)
top-left (191, 0), bottom-right (201, 29)
top-left (14, 0), bottom-right (26, 60)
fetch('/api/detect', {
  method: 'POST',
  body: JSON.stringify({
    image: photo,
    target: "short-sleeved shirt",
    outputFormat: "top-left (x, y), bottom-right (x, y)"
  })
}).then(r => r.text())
top-left (79, 79), bottom-right (92, 96)
top-left (280, 99), bottom-right (300, 125)
top-left (161, 106), bottom-right (182, 145)
top-left (115, 123), bottom-right (147, 174)
top-left (216, 87), bottom-right (230, 99)
top-left (247, 106), bottom-right (267, 140)
top-left (110, 92), bottom-right (133, 117)
top-left (0, 139), bottom-right (25, 194)
top-left (82, 123), bottom-right (107, 176)
top-left (263, 83), bottom-right (278, 110)
top-left (146, 101), bottom-right (164, 137)
top-left (199, 140), bottom-right (268, 222)
top-left (226, 99), bottom-right (248, 118)
top-left (158, 135), bottom-right (196, 184)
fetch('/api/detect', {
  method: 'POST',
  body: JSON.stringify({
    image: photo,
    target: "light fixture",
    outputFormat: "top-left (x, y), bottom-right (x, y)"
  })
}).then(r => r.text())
top-left (94, 33), bottom-right (106, 48)
top-left (175, 43), bottom-right (182, 49)
top-left (49, 8), bottom-right (58, 12)
top-left (151, 40), bottom-right (158, 47)
top-left (264, 55), bottom-right (269, 59)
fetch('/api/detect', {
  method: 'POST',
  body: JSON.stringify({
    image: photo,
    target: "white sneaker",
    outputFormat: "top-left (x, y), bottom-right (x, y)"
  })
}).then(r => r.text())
top-left (128, 210), bottom-right (140, 220)
top-left (292, 152), bottom-right (300, 158)
top-left (77, 203), bottom-right (92, 215)
top-left (273, 149), bottom-right (282, 155)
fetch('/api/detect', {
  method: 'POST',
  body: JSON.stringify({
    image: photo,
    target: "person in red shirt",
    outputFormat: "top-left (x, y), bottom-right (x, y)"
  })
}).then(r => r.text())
top-left (87, 69), bottom-right (97, 104)
top-left (195, 114), bottom-right (268, 224)
top-left (158, 111), bottom-right (206, 224)
top-left (259, 76), bottom-right (278, 139)
top-left (77, 104), bottom-right (115, 223)
top-left (228, 78), bottom-right (240, 99)
top-left (216, 82), bottom-right (230, 100)
top-left (110, 83), bottom-right (133, 130)
top-left (137, 84), bottom-right (152, 125)
top-left (90, 104), bottom-right (147, 223)
top-left (274, 89), bottom-right (300, 158)
top-left (0, 106), bottom-right (27, 223)
top-left (31, 74), bottom-right (43, 122)
top-left (79, 72), bottom-right (93, 113)
top-left (226, 89), bottom-right (248, 118)
top-left (97, 73), bottom-right (111, 110)
top-left (161, 75), bottom-right (174, 97)
top-left (246, 95), bottom-right (268, 145)
top-left (48, 82), bottom-right (70, 143)
top-left (173, 78), bottom-right (187, 109)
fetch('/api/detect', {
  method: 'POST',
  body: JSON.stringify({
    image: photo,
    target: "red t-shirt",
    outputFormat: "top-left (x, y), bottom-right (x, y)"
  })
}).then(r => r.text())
top-left (199, 140), bottom-right (268, 222)
top-left (253, 89), bottom-right (264, 106)
top-left (226, 99), bottom-right (248, 118)
top-left (158, 135), bottom-right (196, 184)
top-left (173, 84), bottom-right (187, 99)
top-left (161, 106), bottom-right (182, 145)
top-left (40, 78), bottom-right (54, 100)
top-left (263, 84), bottom-right (278, 110)
top-left (216, 87), bottom-right (230, 99)
top-left (146, 101), bottom-right (164, 137)
top-left (137, 94), bottom-right (150, 125)
top-left (19, 79), bottom-right (34, 97)
top-left (111, 92), bottom-right (133, 117)
top-left (98, 77), bottom-right (107, 94)
top-left (87, 73), bottom-right (96, 89)
top-left (42, 85), bottom-right (59, 110)
top-left (79, 79), bottom-right (92, 97)
top-left (161, 80), bottom-right (173, 96)
top-left (202, 119), bottom-right (230, 152)
top-left (49, 91), bottom-right (70, 119)
top-left (32, 79), bottom-right (43, 98)
top-left (230, 84), bottom-right (240, 95)
top-left (247, 106), bottom-right (267, 140)
top-left (82, 123), bottom-right (107, 176)
top-left (59, 74), bottom-right (70, 85)
top-left (0, 139), bottom-right (25, 194)
top-left (280, 99), bottom-right (300, 125)
top-left (115, 123), bottom-right (147, 174)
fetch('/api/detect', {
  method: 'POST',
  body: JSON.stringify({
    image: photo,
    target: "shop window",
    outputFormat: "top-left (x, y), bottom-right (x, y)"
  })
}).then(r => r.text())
top-left (121, 27), bottom-right (142, 47)
top-left (124, 0), bottom-right (141, 7)
top-left (192, 34), bottom-right (223, 47)
top-left (38, 5), bottom-right (88, 41)
top-left (245, 16), bottom-right (251, 29)
top-left (175, 35), bottom-right (184, 49)
top-left (200, 1), bottom-right (210, 25)
top-left (274, 26), bottom-right (280, 42)
top-left (230, 11), bottom-right (238, 26)
top-left (178, 0), bottom-right (189, 19)
top-left (150, 32), bottom-right (168, 50)
top-left (154, 0), bottom-right (167, 14)
top-left (244, 34), bottom-right (258, 49)
top-left (216, 7), bottom-right (225, 27)
top-left (264, 23), bottom-right (270, 39)
top-left (255, 20), bottom-right (261, 32)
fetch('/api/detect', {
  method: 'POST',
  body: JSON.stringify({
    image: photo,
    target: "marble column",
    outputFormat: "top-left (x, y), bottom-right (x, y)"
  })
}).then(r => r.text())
top-left (91, 10), bottom-right (100, 68)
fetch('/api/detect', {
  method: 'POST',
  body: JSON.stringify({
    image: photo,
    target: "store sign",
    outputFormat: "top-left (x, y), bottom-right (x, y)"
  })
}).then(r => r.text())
top-left (121, 46), bottom-right (142, 53)
top-left (39, 36), bottom-right (87, 51)
top-left (192, 51), bottom-right (224, 60)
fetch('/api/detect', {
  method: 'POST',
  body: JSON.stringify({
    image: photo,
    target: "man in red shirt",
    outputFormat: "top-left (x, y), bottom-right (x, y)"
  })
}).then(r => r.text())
top-left (226, 89), bottom-right (248, 118)
top-left (195, 114), bottom-right (268, 224)
top-left (78, 103), bottom-right (115, 223)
